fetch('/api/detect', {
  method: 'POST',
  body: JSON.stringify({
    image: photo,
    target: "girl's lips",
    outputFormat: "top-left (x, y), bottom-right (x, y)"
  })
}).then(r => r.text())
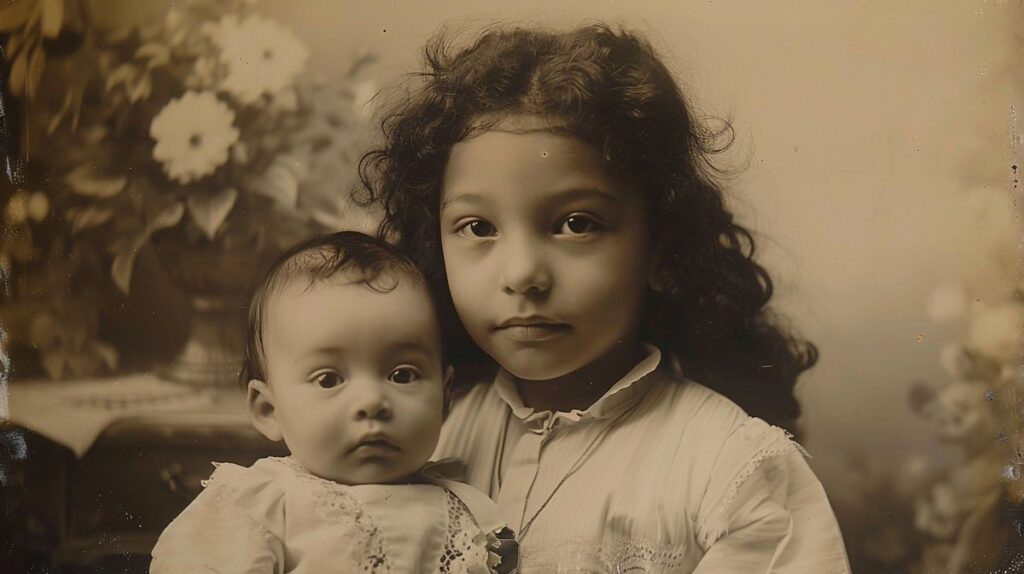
top-left (495, 322), bottom-right (571, 342)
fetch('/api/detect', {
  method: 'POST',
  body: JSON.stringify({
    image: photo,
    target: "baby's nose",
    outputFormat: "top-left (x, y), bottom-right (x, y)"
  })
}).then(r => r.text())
top-left (350, 380), bottom-right (393, 421)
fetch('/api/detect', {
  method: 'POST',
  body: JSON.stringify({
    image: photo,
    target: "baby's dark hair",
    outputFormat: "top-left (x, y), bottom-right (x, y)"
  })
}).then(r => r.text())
top-left (239, 231), bottom-right (433, 388)
top-left (359, 24), bottom-right (818, 433)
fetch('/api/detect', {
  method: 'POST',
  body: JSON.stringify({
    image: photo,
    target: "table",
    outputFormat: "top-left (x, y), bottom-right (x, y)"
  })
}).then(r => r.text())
top-left (2, 374), bottom-right (287, 573)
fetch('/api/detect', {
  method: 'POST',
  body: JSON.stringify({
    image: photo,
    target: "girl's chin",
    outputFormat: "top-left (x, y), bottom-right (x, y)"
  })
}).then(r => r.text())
top-left (495, 356), bottom-right (588, 384)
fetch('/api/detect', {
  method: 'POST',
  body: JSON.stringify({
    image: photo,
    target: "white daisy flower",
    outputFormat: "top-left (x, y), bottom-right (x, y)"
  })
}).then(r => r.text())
top-left (150, 91), bottom-right (239, 184)
top-left (914, 482), bottom-right (960, 540)
top-left (967, 302), bottom-right (1024, 365)
top-left (211, 15), bottom-right (309, 105)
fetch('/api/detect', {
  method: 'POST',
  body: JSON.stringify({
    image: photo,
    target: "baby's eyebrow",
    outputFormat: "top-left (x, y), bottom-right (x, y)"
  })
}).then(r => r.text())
top-left (385, 341), bottom-right (436, 360)
top-left (297, 346), bottom-right (348, 361)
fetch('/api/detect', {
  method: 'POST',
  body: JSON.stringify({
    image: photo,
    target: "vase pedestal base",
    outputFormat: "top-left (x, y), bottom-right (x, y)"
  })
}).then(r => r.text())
top-left (160, 296), bottom-right (245, 388)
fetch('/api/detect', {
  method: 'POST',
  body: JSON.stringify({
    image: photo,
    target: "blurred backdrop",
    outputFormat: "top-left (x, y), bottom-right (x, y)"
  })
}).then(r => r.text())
top-left (1, 1), bottom-right (1021, 572)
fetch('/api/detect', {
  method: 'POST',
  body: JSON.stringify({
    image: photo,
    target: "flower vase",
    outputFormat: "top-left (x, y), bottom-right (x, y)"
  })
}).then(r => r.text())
top-left (160, 294), bottom-right (246, 386)
top-left (154, 240), bottom-right (266, 387)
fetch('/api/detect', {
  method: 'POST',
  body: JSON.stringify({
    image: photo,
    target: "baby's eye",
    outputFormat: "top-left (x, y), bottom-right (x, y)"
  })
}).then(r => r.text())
top-left (314, 372), bottom-right (343, 389)
top-left (456, 219), bottom-right (497, 239)
top-left (557, 214), bottom-right (600, 235)
top-left (388, 367), bottom-right (421, 385)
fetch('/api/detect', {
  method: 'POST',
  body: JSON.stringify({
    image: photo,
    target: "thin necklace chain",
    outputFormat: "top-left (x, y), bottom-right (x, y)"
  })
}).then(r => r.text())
top-left (517, 409), bottom-right (630, 542)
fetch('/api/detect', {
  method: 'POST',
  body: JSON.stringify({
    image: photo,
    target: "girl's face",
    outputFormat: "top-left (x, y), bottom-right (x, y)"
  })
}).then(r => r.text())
top-left (251, 273), bottom-right (446, 484)
top-left (440, 118), bottom-right (651, 384)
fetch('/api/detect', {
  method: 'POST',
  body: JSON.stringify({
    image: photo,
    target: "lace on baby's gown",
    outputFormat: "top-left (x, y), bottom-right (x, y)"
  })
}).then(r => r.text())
top-left (440, 490), bottom-right (502, 574)
top-left (440, 490), bottom-right (522, 574)
top-left (280, 458), bottom-right (391, 573)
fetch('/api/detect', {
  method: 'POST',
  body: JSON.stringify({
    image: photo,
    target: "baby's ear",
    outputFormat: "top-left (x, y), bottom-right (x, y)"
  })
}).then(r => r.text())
top-left (247, 379), bottom-right (283, 442)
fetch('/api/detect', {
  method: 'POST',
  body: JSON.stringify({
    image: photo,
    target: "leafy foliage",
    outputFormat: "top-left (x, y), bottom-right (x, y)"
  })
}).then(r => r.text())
top-left (0, 0), bottom-right (378, 378)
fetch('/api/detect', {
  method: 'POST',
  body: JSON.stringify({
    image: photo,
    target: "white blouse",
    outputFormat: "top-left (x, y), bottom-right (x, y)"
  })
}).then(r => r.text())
top-left (150, 456), bottom-right (513, 574)
top-left (434, 346), bottom-right (851, 573)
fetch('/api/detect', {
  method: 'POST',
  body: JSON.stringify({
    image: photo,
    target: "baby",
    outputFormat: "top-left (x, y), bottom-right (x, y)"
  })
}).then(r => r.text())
top-left (151, 231), bottom-right (517, 574)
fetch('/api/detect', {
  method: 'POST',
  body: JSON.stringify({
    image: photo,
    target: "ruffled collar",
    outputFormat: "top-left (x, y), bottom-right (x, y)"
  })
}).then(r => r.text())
top-left (493, 344), bottom-right (662, 432)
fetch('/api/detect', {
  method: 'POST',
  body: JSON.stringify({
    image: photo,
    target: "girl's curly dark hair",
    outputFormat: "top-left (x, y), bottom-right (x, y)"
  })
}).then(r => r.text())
top-left (358, 23), bottom-right (818, 433)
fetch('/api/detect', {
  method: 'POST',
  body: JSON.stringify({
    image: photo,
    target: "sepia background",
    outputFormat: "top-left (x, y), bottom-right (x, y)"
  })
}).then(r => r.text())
top-left (1, 1), bottom-right (1021, 572)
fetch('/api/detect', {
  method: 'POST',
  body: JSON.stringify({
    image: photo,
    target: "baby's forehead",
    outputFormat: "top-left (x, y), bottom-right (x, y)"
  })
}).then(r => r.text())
top-left (275, 265), bottom-right (432, 305)
top-left (262, 266), bottom-right (442, 346)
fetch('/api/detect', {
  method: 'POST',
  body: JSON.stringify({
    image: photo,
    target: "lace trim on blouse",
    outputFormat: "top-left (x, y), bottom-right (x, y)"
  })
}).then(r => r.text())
top-left (696, 425), bottom-right (810, 549)
top-left (521, 537), bottom-right (687, 573)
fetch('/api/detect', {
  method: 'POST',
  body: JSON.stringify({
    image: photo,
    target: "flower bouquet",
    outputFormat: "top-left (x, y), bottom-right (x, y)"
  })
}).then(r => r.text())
top-left (833, 185), bottom-right (1023, 573)
top-left (906, 266), bottom-right (1024, 572)
top-left (0, 0), bottom-right (378, 383)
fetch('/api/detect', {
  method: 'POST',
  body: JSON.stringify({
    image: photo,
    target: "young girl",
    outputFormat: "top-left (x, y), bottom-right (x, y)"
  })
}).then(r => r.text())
top-left (361, 24), bottom-right (851, 572)
top-left (151, 232), bottom-right (517, 573)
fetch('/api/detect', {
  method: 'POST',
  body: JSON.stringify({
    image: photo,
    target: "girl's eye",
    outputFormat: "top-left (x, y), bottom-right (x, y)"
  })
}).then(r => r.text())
top-left (314, 372), bottom-right (343, 389)
top-left (388, 367), bottom-right (420, 385)
top-left (558, 215), bottom-right (600, 235)
top-left (457, 219), bottom-right (497, 238)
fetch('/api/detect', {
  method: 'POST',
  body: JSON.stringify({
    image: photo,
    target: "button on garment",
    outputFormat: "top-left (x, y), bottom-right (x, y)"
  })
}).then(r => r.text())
top-left (434, 346), bottom-right (852, 573)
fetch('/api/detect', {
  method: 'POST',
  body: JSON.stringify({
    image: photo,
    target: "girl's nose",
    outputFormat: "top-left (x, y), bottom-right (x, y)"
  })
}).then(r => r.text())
top-left (499, 233), bottom-right (552, 295)
top-left (350, 380), bottom-right (393, 421)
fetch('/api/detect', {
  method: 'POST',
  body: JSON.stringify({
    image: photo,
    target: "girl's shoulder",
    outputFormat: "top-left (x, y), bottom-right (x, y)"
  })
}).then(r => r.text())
top-left (646, 370), bottom-right (811, 498)
top-left (643, 368), bottom-right (757, 448)
top-left (662, 376), bottom-right (805, 467)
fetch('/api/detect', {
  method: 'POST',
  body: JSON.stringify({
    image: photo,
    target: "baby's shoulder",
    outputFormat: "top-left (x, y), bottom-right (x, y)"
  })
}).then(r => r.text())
top-left (205, 456), bottom-right (297, 494)
top-left (194, 456), bottom-right (299, 534)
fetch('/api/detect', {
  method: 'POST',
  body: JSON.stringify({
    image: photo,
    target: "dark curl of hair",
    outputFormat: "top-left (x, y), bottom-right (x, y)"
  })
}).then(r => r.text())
top-left (358, 23), bottom-right (818, 433)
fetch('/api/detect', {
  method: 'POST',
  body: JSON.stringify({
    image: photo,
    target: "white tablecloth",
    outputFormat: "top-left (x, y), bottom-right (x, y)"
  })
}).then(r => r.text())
top-left (4, 373), bottom-right (249, 457)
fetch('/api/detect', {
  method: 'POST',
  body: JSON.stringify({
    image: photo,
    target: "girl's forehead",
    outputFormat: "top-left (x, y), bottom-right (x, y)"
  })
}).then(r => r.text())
top-left (467, 113), bottom-right (571, 137)
top-left (441, 127), bottom-right (645, 214)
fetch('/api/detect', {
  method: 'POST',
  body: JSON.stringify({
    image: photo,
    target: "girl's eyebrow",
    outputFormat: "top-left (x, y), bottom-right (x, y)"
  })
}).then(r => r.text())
top-left (440, 192), bottom-right (486, 212)
top-left (441, 186), bottom-right (624, 212)
top-left (547, 187), bottom-right (624, 207)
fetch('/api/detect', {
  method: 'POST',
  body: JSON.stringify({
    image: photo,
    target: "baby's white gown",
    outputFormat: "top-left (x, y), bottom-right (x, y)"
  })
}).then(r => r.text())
top-left (151, 456), bottom-right (511, 573)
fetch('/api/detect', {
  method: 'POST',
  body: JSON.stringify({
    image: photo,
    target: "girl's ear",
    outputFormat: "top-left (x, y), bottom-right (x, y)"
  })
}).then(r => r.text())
top-left (647, 243), bottom-right (667, 293)
top-left (247, 379), bottom-right (283, 442)
top-left (442, 365), bottom-right (455, 420)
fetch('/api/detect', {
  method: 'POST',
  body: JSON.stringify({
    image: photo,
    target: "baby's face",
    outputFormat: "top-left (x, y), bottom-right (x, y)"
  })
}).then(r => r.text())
top-left (257, 272), bottom-right (446, 484)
